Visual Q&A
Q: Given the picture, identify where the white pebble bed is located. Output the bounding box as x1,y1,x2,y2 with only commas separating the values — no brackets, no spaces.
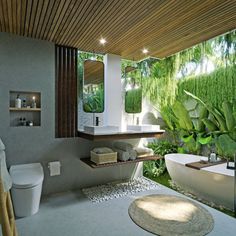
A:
82,177,160,203
169,180,231,211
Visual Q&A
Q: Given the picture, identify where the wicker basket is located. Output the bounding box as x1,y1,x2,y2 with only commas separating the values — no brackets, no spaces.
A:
90,151,117,165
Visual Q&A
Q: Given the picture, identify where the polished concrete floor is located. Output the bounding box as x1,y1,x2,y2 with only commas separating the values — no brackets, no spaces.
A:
3,183,236,236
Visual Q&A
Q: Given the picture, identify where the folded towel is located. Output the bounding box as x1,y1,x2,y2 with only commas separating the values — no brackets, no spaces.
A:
113,141,133,152
92,147,114,154
134,147,154,158
113,148,130,161
129,149,137,160
134,147,153,155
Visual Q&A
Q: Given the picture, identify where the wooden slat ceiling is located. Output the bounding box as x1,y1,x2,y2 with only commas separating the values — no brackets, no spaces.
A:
0,0,236,60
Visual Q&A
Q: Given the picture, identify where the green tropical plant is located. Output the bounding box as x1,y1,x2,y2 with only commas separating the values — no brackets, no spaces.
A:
143,140,178,178
143,161,162,178
215,134,236,158
147,140,178,157
185,90,236,160
161,98,211,154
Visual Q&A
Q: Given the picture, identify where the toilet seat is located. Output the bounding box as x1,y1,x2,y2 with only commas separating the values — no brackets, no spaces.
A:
10,163,44,189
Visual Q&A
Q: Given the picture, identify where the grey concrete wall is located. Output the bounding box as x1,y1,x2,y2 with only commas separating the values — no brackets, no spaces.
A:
0,33,139,195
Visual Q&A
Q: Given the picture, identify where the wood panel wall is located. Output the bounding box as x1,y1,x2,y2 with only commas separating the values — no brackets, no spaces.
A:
55,45,78,138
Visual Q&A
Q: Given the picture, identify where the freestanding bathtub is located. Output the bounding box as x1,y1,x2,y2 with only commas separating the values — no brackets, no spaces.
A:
165,153,235,210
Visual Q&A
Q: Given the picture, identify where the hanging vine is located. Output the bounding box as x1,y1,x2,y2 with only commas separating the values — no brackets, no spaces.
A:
141,29,236,111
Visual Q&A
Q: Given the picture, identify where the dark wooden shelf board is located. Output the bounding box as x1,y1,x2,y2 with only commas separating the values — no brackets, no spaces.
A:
80,155,162,168
9,107,41,112
78,131,164,141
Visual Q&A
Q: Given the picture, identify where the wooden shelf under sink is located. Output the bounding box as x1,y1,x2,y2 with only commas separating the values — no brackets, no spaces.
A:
80,155,162,169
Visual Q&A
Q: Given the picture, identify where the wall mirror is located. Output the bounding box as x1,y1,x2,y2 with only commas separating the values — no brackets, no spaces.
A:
83,60,104,113
124,66,142,113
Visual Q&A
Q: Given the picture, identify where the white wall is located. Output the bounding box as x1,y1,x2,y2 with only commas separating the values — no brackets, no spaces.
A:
104,54,122,128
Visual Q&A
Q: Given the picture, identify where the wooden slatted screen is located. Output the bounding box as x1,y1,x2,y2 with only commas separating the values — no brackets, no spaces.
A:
55,45,78,138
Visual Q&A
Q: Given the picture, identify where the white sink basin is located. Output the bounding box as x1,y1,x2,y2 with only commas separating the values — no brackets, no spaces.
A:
83,125,119,134
127,125,160,132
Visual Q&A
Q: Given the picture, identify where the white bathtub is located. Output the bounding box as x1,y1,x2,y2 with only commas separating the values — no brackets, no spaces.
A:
165,153,235,210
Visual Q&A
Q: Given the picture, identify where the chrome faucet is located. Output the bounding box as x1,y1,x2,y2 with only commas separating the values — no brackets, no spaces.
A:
92,113,100,126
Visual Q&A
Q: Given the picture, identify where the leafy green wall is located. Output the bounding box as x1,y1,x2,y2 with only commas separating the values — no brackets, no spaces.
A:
177,65,236,108
142,29,236,111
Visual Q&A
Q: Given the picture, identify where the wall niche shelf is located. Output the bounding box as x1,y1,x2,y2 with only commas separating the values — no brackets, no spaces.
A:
9,91,41,127
80,155,162,169
9,107,41,112
78,130,165,141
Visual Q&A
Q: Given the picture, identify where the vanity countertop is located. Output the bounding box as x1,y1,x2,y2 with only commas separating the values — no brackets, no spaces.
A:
77,130,165,141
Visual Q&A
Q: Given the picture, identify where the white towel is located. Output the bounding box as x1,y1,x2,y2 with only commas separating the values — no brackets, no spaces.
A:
134,147,153,155
113,141,133,152
113,148,130,161
129,149,137,160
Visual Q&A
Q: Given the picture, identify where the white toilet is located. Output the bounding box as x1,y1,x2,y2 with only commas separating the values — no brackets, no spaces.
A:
10,163,44,217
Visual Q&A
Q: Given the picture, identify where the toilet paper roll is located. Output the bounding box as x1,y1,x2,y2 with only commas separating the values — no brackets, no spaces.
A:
48,161,61,176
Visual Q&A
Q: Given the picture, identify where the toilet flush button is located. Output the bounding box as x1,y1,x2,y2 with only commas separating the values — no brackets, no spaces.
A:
48,161,61,176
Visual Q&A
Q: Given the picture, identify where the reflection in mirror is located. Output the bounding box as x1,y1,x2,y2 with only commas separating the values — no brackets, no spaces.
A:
125,66,142,113
83,60,104,113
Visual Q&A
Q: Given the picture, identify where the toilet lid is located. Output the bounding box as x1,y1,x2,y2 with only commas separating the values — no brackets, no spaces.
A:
10,163,44,189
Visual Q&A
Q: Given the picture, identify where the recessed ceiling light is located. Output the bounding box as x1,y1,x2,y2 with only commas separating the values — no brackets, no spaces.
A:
99,38,107,45
142,48,149,54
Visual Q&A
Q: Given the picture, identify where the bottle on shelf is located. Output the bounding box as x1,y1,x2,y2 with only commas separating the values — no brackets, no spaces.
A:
19,117,27,126
209,152,217,162
19,117,22,126
22,98,27,108
15,94,21,108
32,96,37,108
22,118,26,126
26,120,33,126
